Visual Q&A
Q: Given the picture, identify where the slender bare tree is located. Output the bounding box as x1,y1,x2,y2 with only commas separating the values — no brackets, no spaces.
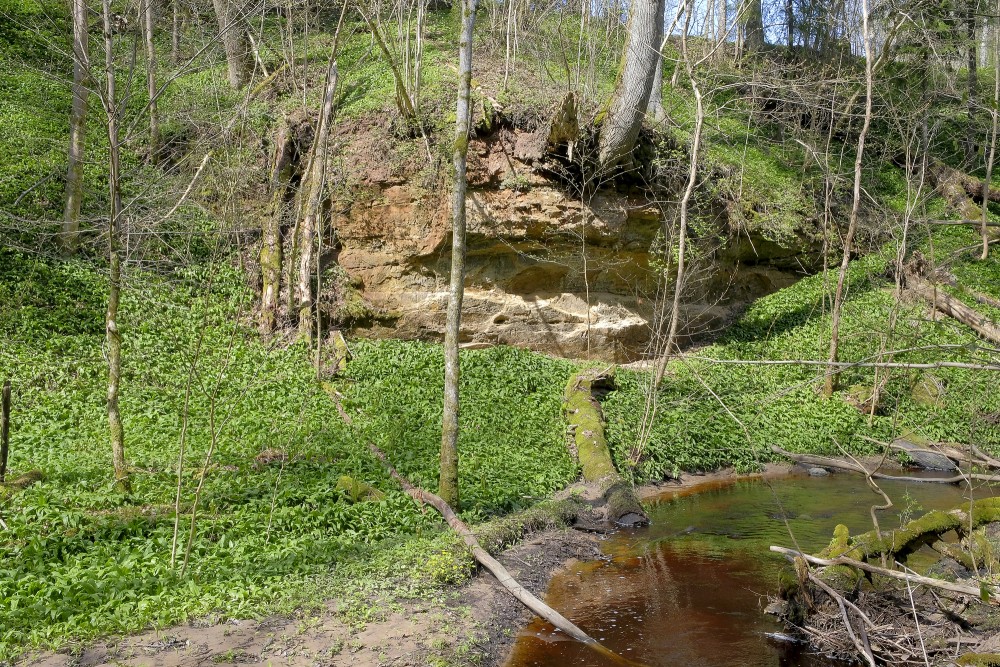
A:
440,0,480,508
62,0,90,256
824,0,874,397
295,56,339,342
142,0,160,161
983,0,999,261
101,0,130,492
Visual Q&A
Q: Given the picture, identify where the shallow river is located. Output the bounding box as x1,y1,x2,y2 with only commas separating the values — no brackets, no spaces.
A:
504,470,989,667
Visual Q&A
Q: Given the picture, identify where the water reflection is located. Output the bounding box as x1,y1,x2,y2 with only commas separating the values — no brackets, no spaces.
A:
505,471,993,667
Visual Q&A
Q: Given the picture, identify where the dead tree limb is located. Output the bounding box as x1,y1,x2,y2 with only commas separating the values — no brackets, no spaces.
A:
806,570,877,667
770,446,1000,484
909,279,1000,345
367,444,642,665
771,546,1000,602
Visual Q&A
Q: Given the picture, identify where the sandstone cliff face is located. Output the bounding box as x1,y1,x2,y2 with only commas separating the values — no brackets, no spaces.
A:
333,128,808,362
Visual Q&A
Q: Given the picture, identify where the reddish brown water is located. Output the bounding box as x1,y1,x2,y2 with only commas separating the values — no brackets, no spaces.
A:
504,471,988,667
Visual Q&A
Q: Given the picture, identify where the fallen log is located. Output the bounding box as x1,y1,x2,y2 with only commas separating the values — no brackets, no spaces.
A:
930,162,982,220
909,278,1000,345
564,368,648,527
771,546,1000,602
890,439,958,471
968,288,1000,311
930,161,1000,210
367,444,643,666
770,445,1000,484
861,435,1000,473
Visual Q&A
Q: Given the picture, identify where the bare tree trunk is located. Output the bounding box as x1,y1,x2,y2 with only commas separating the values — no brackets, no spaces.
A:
171,0,180,64
295,57,339,342
647,43,666,122
503,0,516,90
824,0,874,397
967,0,980,166
212,0,252,88
102,0,130,493
439,0,479,509
142,0,160,162
598,0,665,167
983,0,999,261
260,121,297,335
716,0,728,59
786,0,794,50
62,0,89,256
742,0,764,53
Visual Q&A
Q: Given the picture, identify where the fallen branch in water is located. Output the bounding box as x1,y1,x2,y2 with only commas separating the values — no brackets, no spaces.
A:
770,446,1000,484
771,546,1000,603
367,443,644,666
682,357,1000,372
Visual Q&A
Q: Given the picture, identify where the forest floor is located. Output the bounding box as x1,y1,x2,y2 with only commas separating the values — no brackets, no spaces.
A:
16,526,601,667
16,466,809,667
3,225,999,663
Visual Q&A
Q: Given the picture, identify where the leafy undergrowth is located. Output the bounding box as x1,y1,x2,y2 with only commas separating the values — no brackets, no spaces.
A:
0,251,573,658
341,340,577,519
604,226,1000,481
3,223,998,656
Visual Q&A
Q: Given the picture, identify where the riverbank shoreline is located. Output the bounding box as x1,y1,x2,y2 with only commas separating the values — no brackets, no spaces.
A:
12,461,908,667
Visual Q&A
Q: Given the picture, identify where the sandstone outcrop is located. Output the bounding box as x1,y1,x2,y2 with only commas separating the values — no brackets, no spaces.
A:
331,125,811,361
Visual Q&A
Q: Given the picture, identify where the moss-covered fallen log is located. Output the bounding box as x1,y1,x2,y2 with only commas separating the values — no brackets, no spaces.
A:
563,367,647,527
817,496,1000,563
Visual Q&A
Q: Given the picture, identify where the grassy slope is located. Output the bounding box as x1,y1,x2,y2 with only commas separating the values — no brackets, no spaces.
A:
0,250,578,657
2,0,1000,659
605,226,1000,481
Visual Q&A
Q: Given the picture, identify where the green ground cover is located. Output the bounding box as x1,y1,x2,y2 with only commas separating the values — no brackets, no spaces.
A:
0,250,579,658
